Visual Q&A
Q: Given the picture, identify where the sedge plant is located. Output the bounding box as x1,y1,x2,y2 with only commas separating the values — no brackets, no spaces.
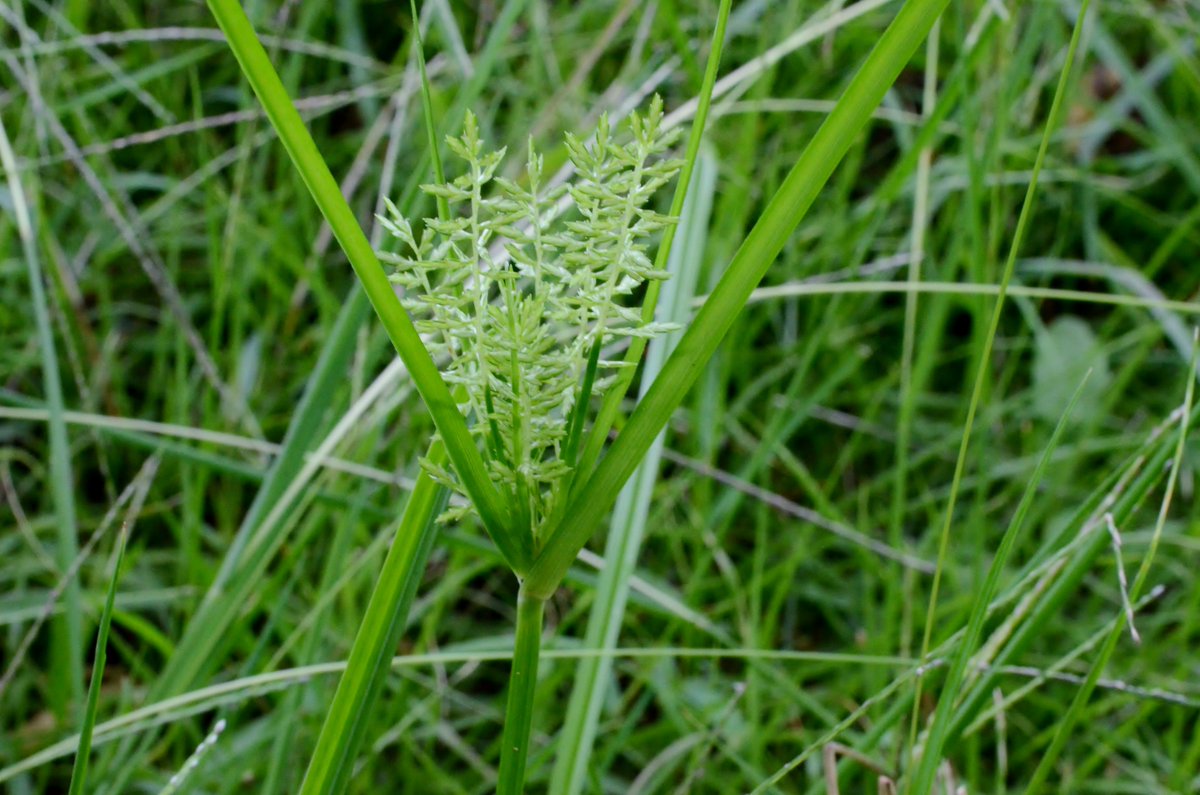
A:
380,103,685,792
204,0,952,789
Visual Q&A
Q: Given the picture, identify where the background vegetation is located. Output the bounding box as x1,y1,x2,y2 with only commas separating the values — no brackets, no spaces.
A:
2,0,1199,791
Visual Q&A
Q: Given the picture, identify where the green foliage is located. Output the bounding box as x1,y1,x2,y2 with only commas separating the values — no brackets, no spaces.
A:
65,527,128,795
381,104,681,532
3,1,1200,793
1033,316,1113,424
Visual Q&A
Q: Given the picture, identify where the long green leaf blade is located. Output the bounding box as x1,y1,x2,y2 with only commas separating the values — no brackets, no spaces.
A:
527,0,954,598
550,148,717,794
1024,339,1196,792
908,374,1089,792
66,525,129,795
0,93,83,716
298,450,449,795
152,0,535,714
204,0,517,565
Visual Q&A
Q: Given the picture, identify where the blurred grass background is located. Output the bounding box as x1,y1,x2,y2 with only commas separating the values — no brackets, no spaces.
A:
2,0,1200,792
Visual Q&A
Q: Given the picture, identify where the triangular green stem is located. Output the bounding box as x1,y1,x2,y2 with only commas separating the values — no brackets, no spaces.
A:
497,587,546,795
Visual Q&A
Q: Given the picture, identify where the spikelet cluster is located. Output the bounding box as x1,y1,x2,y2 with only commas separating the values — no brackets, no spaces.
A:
380,98,681,530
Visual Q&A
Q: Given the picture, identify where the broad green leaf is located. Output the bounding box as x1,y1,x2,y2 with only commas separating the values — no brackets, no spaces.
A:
1033,316,1112,424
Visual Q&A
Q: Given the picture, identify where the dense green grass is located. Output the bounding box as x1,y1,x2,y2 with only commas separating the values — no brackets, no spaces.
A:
3,1,1200,792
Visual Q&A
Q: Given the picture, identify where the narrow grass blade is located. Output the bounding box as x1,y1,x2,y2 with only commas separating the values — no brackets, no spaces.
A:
527,0,954,599
497,588,546,795
908,374,1089,792
205,0,516,565
907,2,1092,781
0,97,83,715
1024,339,1196,792
943,398,1200,745
298,450,449,795
575,0,732,479
739,280,1200,317
550,148,717,795
151,352,404,704
409,0,448,220
300,10,455,790
65,524,130,795
155,0,534,709
210,287,370,593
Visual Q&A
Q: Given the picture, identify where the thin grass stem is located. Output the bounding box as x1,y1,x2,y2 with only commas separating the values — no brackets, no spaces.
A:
905,3,1093,785
66,525,129,795
575,0,733,479
0,94,83,717
1023,335,1196,791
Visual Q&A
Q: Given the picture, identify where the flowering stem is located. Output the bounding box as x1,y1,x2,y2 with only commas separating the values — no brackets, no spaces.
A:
497,587,545,795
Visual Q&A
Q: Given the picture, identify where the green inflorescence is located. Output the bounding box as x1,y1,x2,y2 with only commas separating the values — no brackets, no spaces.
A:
380,98,681,534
